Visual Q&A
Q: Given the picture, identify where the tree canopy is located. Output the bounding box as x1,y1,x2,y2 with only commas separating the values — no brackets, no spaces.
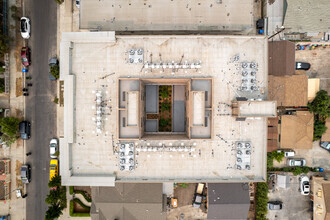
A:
308,90,330,121
0,117,20,145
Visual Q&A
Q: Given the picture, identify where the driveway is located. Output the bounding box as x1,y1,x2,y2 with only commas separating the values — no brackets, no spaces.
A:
267,174,313,220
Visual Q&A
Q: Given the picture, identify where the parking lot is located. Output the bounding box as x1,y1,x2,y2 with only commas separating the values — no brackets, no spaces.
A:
273,141,330,170
267,174,313,220
295,45,330,94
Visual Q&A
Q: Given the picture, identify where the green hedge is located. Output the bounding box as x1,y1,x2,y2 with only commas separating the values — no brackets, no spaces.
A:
255,182,268,220
69,186,74,195
74,190,92,202
73,198,90,211
268,166,316,176
69,200,91,217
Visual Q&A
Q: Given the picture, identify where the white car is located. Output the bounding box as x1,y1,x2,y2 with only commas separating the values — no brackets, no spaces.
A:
287,158,306,167
20,17,31,39
50,138,58,158
299,176,310,195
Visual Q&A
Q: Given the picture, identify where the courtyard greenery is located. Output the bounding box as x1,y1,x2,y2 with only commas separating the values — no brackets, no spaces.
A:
307,90,330,140
69,200,91,217
0,117,20,145
255,182,268,220
45,176,66,220
158,85,172,132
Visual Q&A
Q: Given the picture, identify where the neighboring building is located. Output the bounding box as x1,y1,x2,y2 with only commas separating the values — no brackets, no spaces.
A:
207,183,250,220
59,32,275,186
280,111,313,149
268,41,295,76
268,75,308,107
308,78,320,101
267,118,279,152
0,160,10,200
90,183,166,220
283,0,330,41
79,0,255,33
311,176,330,219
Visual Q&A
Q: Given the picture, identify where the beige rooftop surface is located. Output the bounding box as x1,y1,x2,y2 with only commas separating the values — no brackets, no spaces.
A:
60,32,269,185
80,0,254,32
280,111,314,150
268,75,308,107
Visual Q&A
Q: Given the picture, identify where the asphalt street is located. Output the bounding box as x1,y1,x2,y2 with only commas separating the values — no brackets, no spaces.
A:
23,0,58,219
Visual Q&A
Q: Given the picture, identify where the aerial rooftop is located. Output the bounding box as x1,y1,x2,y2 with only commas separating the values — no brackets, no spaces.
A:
59,32,272,186
79,0,255,33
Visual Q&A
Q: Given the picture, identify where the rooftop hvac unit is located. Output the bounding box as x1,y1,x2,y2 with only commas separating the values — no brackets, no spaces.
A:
129,158,134,164
120,166,125,171
251,71,256,76
128,151,134,156
242,62,248,68
245,143,251,148
137,49,143,55
246,150,251,155
129,166,134,171
250,62,256,68
237,150,242,155
237,158,242,162
245,165,250,170
237,165,242,170
120,159,125,164
129,49,135,55
242,71,248,76
120,152,125,157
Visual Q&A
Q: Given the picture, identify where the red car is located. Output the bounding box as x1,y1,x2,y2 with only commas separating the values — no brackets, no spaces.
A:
21,47,30,67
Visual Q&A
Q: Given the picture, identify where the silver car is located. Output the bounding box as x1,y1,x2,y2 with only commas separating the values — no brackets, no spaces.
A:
287,158,306,167
50,138,58,158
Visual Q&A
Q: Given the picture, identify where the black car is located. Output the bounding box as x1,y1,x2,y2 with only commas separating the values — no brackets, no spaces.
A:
295,62,311,70
19,121,31,140
268,201,283,210
21,164,31,184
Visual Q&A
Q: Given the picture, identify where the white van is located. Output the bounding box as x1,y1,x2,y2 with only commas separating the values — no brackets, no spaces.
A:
277,149,295,157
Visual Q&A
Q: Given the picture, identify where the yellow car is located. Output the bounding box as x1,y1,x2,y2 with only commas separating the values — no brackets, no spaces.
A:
49,159,58,181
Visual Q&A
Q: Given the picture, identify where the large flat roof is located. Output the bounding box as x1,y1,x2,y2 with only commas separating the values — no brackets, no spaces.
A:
60,32,269,186
80,0,255,32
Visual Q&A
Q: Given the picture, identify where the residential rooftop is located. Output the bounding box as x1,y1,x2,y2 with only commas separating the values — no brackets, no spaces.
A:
59,32,272,186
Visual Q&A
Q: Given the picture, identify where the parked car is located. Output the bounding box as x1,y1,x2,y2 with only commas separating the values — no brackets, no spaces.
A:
49,159,58,181
19,121,31,140
299,175,310,195
277,149,295,157
21,164,31,184
193,194,202,208
48,57,58,80
287,158,306,167
320,141,330,152
21,47,30,67
267,201,283,210
295,62,311,70
20,17,30,39
49,138,58,158
193,183,204,208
